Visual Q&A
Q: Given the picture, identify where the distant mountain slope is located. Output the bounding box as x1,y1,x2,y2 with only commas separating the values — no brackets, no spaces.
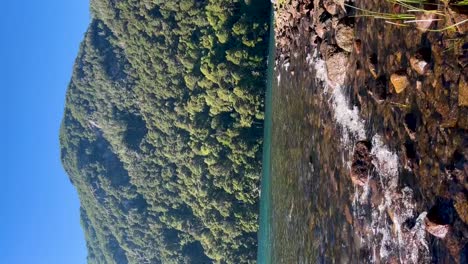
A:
60,0,270,263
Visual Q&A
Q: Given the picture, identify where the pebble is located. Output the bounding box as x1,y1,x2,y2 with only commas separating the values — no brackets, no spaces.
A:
391,72,410,93
410,56,429,75
416,13,436,32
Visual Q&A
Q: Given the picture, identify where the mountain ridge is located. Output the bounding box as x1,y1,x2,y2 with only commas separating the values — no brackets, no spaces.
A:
60,0,271,263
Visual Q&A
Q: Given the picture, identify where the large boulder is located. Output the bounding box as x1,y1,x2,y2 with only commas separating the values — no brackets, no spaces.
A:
325,46,349,86
335,23,355,52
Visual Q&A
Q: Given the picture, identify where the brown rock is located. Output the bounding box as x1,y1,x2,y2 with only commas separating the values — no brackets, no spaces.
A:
459,76,468,107
370,75,388,101
410,56,429,75
445,233,466,264
425,218,450,238
369,65,378,79
319,41,328,58
350,141,373,186
344,205,353,225
435,99,450,118
416,13,436,32
354,39,361,54
323,0,337,15
325,46,349,86
454,193,468,225
416,80,422,92
387,208,395,224
395,51,402,64
335,23,354,52
368,54,378,79
391,72,410,93
458,54,468,68
315,23,326,39
448,7,468,33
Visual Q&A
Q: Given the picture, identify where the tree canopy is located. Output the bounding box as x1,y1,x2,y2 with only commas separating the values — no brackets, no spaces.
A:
60,0,270,263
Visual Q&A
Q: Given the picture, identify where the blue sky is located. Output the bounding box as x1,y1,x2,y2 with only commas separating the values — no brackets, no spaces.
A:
0,1,90,263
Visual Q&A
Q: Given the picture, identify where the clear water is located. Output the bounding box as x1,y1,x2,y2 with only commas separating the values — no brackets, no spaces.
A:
257,12,436,264
256,6,275,264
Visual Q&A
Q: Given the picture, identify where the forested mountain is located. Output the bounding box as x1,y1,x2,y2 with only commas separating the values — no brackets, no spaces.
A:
60,0,270,263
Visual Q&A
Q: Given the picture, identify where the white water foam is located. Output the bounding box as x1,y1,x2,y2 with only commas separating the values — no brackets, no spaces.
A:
308,52,430,263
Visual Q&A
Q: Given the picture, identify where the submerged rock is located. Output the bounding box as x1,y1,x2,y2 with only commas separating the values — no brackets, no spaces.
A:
316,23,327,39
425,218,450,238
354,39,362,54
335,23,354,52
459,76,468,107
454,193,468,225
410,56,429,75
410,48,431,75
350,141,373,186
391,72,410,93
325,46,349,86
415,13,436,32
368,53,378,79
370,75,388,101
424,199,456,239
323,0,337,15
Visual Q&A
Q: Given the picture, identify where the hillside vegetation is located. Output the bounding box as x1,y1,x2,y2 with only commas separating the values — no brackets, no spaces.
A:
60,0,270,263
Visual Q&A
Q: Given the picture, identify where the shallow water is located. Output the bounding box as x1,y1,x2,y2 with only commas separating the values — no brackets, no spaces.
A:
259,1,467,263
270,49,362,263
257,6,275,264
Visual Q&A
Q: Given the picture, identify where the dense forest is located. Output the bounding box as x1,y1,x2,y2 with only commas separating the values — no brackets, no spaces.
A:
60,0,271,263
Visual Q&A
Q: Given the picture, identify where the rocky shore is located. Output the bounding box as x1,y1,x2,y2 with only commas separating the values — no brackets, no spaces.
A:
272,0,467,262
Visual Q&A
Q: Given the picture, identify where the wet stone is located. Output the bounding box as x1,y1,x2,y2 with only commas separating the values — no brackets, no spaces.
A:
404,141,418,160
391,71,410,93
454,193,468,225
415,13,436,32
323,0,337,15
350,141,373,186
354,39,362,54
325,46,349,86
424,199,458,240
370,75,388,101
335,22,354,52
368,53,378,79
410,56,429,75
404,112,418,132
459,76,468,107
425,218,450,238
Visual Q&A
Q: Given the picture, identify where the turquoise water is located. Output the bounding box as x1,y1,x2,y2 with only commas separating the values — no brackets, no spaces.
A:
256,5,274,264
